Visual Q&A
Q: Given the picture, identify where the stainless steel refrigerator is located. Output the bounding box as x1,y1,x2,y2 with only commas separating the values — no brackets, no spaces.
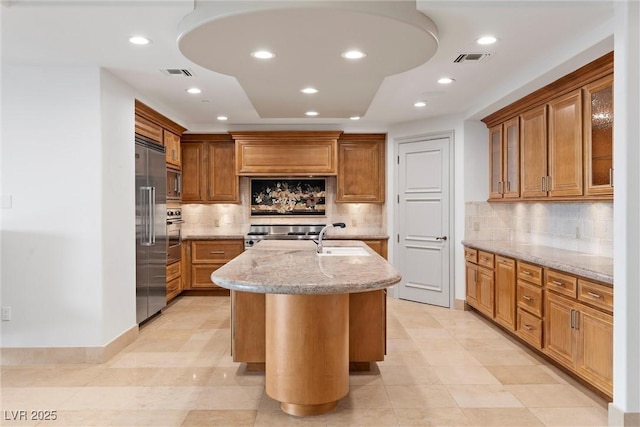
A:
135,136,167,324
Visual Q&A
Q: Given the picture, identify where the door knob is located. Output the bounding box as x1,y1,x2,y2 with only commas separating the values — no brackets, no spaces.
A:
436,236,448,241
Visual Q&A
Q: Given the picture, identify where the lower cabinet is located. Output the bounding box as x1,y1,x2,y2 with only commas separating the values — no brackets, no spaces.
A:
166,261,182,302
183,239,244,291
464,245,613,398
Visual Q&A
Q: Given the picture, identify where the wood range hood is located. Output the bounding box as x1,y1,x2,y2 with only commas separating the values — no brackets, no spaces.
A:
229,131,343,176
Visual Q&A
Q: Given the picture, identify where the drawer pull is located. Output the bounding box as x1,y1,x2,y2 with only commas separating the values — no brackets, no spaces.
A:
522,270,531,275
210,251,225,254
482,257,488,261
523,324,534,331
551,280,564,286
522,295,533,301
587,291,602,299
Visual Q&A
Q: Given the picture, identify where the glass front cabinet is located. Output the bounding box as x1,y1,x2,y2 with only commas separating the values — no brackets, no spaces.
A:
584,74,613,196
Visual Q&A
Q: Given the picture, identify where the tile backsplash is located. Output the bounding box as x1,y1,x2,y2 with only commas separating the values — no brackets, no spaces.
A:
465,201,613,256
182,177,386,236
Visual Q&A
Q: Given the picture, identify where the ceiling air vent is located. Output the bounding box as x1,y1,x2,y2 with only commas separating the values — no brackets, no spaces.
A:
453,53,490,63
161,68,196,77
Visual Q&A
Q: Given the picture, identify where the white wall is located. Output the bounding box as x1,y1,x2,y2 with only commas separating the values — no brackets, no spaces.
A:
0,66,137,348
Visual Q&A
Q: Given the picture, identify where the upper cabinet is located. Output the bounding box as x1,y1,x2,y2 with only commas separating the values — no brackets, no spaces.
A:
336,134,386,203
231,131,342,176
583,75,614,196
134,100,186,168
483,52,613,202
181,134,239,204
489,118,519,199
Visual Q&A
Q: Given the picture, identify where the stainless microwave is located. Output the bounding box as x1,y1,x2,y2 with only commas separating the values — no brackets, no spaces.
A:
167,168,181,201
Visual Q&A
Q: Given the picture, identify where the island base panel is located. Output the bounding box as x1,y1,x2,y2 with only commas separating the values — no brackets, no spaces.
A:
265,293,349,416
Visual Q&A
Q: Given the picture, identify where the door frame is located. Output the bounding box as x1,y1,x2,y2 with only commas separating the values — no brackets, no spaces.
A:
391,131,456,308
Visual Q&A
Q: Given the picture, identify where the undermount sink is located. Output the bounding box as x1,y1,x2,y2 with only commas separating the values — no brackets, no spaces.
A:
317,246,370,256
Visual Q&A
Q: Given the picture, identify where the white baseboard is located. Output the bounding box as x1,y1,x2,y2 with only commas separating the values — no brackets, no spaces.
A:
609,403,640,426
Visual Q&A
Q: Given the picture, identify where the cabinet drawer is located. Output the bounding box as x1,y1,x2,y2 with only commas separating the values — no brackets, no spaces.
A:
517,261,542,286
517,280,543,317
516,308,543,349
578,279,613,312
464,248,478,263
191,240,244,263
545,269,577,298
166,262,181,282
192,264,224,288
478,251,494,268
167,276,181,293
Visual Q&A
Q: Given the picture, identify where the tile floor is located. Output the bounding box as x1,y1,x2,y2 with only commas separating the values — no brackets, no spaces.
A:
1,296,609,426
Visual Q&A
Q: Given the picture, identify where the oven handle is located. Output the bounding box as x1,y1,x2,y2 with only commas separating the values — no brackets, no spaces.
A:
167,219,185,225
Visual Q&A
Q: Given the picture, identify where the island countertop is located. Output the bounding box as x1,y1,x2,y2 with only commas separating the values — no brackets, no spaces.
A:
211,240,402,295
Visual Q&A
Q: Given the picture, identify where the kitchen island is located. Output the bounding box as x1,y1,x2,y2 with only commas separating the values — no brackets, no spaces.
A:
211,240,401,416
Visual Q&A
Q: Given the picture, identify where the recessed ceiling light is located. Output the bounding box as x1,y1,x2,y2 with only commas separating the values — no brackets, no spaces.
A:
186,87,202,94
129,36,150,45
305,111,319,116
301,87,319,94
437,77,455,84
350,116,361,121
476,35,497,45
414,101,427,108
251,50,275,59
341,50,366,60
217,116,228,121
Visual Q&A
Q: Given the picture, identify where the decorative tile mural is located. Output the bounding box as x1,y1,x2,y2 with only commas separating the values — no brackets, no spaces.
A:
250,178,326,216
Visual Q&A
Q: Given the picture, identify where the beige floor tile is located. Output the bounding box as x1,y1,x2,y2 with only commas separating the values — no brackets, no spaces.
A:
378,365,441,386
394,314,443,329
462,408,544,426
421,350,482,367
434,365,501,385
506,384,601,408
349,372,384,386
446,384,524,408
0,365,104,387
86,367,160,387
321,408,399,426
385,384,458,409
206,366,265,386
109,409,189,426
529,406,609,426
405,327,456,341
394,407,471,426
456,336,522,351
1,387,80,409
487,365,563,385
180,409,257,426
386,338,420,353
337,384,392,409
469,349,541,366
57,387,140,410
375,351,429,367
193,385,264,410
28,410,121,426
148,367,216,386
253,409,328,426
413,336,467,352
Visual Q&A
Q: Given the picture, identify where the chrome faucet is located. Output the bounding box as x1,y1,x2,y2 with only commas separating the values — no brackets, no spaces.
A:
316,222,346,253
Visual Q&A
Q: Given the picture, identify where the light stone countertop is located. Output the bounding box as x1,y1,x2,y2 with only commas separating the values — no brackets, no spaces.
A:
462,240,613,286
211,240,402,295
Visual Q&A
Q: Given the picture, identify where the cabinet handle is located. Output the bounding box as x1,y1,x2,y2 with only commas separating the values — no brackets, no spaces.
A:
610,168,614,188
574,311,580,330
541,176,545,191
547,176,552,191
474,270,477,283
587,291,602,299
507,181,511,192
210,250,225,254
498,181,503,194
570,309,575,329
524,324,534,330
551,280,564,287
522,270,531,275
522,295,533,301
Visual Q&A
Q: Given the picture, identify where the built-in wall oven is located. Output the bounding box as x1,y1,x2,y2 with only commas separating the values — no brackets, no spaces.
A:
166,208,183,265
167,168,181,201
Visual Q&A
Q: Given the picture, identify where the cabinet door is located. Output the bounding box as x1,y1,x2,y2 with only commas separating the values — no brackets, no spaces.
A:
349,290,385,361
575,304,613,395
336,136,385,203
164,130,181,168
477,266,494,318
548,90,583,197
135,114,163,143
544,292,575,368
583,74,613,196
465,261,479,309
192,264,224,288
494,256,516,330
231,291,266,363
503,117,520,198
489,125,504,199
206,141,239,202
520,105,548,198
181,142,206,202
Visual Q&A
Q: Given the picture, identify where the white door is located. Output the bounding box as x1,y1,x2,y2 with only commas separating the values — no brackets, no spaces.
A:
397,137,451,307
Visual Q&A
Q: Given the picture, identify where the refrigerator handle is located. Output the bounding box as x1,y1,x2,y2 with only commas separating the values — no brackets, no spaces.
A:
150,186,156,245
141,187,153,246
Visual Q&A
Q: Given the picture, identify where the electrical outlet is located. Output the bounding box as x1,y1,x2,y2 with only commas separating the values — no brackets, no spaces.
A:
352,219,358,227
575,226,581,239
214,219,220,227
526,222,531,233
473,222,480,231
1,306,11,321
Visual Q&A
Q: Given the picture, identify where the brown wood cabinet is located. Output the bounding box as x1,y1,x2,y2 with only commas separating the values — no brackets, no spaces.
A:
489,118,519,199
184,239,244,290
583,74,614,196
232,239,389,368
465,249,494,318
494,256,516,330
166,261,182,302
483,52,613,202
336,134,385,203
180,134,239,203
135,114,163,143
164,130,181,168
515,261,544,348
231,131,342,176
